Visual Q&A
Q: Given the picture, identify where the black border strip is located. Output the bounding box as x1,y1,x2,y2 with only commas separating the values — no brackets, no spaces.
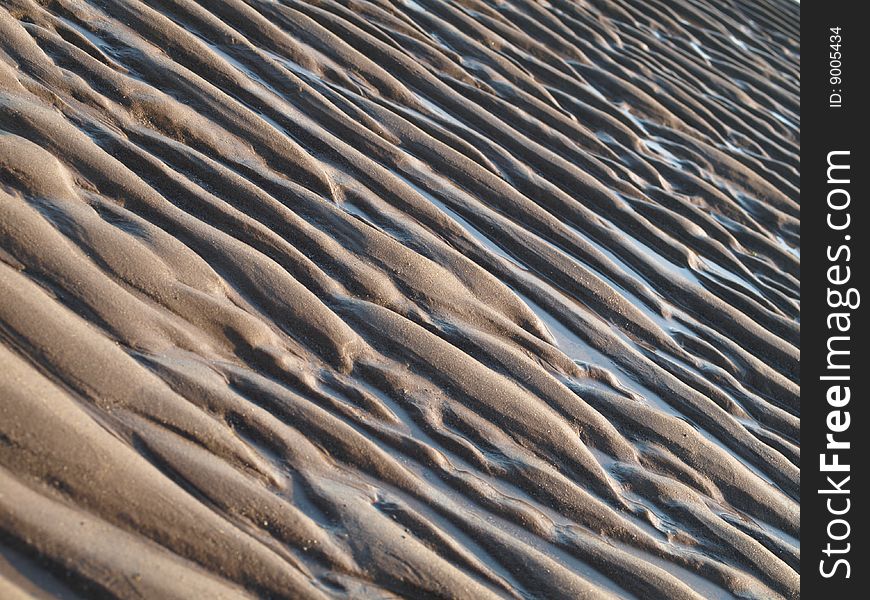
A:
803,3,866,596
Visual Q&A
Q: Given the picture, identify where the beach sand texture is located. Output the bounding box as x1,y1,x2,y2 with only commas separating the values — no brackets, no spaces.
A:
0,0,798,598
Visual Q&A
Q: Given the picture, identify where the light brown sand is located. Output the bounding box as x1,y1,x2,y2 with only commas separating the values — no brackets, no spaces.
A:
0,0,798,598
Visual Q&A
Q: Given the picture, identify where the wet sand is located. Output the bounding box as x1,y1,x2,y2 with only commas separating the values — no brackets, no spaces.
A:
0,0,798,598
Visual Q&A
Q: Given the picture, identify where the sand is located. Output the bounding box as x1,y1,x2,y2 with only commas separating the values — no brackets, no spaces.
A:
0,0,798,598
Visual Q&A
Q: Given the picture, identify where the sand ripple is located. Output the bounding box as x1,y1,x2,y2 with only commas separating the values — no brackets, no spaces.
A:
0,0,798,598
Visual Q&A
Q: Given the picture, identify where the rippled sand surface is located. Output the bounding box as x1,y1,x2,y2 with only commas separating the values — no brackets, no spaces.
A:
0,0,799,598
